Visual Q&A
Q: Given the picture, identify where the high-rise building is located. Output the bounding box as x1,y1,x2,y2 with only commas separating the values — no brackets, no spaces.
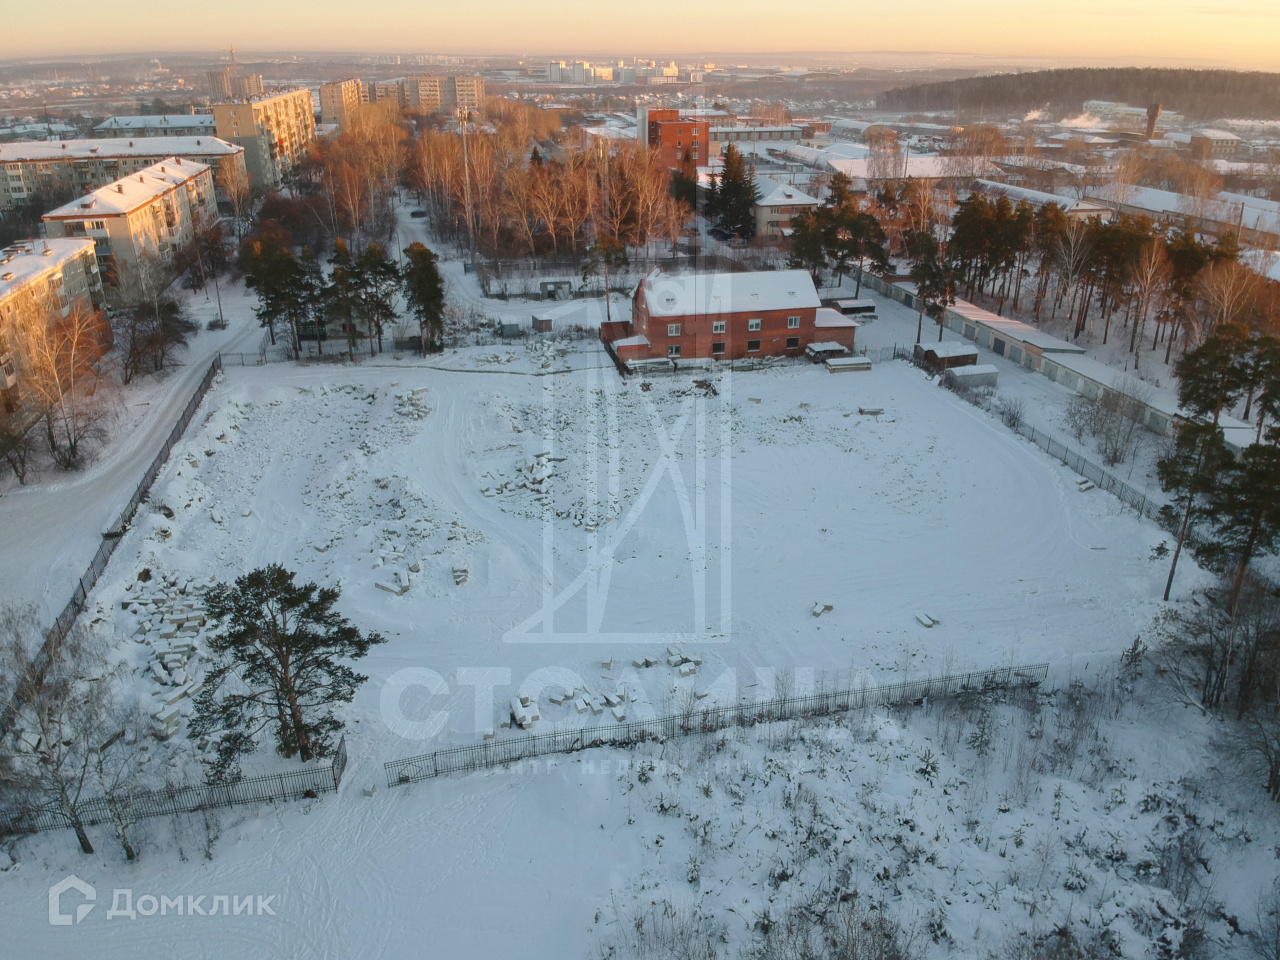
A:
402,76,485,113
207,49,263,101
42,158,217,301
319,79,363,129
212,89,317,190
0,138,247,212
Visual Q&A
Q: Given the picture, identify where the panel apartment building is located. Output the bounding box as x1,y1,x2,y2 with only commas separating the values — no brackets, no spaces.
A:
212,89,316,189
400,76,486,113
0,238,105,417
94,114,218,138
319,79,363,129
42,158,217,300
0,138,246,213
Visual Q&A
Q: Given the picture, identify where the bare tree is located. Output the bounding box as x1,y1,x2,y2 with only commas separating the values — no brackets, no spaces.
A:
0,608,128,855
217,160,253,240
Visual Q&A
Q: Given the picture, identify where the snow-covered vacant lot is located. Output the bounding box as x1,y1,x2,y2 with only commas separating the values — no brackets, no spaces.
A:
5,343,1271,959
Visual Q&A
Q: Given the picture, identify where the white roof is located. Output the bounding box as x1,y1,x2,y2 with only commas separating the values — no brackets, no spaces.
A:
1193,128,1241,141
814,307,858,328
754,177,818,207
43,158,210,219
826,156,1000,180
972,180,1111,217
947,299,1085,354
0,239,97,300
94,115,217,132
610,334,650,349
0,137,240,162
921,342,979,358
640,269,820,317
1087,184,1280,235
806,341,850,353
949,363,999,377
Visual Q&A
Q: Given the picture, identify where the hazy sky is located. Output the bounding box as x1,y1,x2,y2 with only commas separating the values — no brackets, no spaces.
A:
4,0,1280,69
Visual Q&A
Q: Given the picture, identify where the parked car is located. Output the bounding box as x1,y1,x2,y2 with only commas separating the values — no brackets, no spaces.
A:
708,228,731,242
409,210,427,218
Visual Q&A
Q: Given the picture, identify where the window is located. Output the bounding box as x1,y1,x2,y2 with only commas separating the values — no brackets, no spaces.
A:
747,340,760,352
711,341,725,355
667,323,681,337
787,316,800,329
712,321,726,334
748,318,761,332
786,337,800,350
667,344,681,358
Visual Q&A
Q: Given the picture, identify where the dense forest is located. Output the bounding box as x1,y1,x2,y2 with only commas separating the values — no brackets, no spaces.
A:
878,68,1280,121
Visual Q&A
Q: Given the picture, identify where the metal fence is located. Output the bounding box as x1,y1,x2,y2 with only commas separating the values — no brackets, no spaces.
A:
0,737,346,839
385,662,1049,788
0,356,224,739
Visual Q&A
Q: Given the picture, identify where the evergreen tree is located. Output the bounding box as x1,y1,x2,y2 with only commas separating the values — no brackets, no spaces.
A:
402,242,446,353
907,232,958,343
243,235,298,346
325,240,361,357
787,207,830,286
355,243,401,355
581,234,629,324
1201,442,1280,610
190,565,385,778
712,144,759,239
671,149,699,211
297,246,326,355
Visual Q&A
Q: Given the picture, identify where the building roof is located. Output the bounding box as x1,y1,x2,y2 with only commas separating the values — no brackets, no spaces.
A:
1087,184,1280,235
640,269,820,317
825,156,1000,180
945,298,1085,354
94,115,217,133
754,177,819,208
922,342,980,358
972,180,1112,217
814,307,858,328
0,137,241,162
1192,128,1241,141
42,158,210,219
0,239,97,300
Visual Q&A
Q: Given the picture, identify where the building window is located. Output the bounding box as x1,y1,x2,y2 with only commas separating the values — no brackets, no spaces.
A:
786,337,800,349
668,344,681,358
787,316,800,329
667,323,681,337
747,339,760,352
712,320,725,334
712,341,725,355
748,318,761,331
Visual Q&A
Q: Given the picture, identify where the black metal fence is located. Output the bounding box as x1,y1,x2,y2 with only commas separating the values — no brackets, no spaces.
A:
0,356,223,739
385,662,1049,788
0,737,346,839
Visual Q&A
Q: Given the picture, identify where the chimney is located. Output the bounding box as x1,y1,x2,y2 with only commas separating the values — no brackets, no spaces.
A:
1145,104,1162,141
117,185,124,193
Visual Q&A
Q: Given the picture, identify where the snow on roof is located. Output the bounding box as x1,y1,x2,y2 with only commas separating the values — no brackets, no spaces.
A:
948,363,999,377
806,341,850,353
825,156,1000,180
94,115,217,132
814,307,858,328
42,158,210,219
610,334,650,349
1087,184,1280,235
972,180,1111,216
921,342,979,358
0,239,97,300
0,137,240,162
754,177,818,207
946,299,1085,354
1193,128,1241,141
641,269,820,317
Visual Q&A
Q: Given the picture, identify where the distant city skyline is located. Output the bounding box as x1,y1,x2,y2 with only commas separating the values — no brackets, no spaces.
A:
3,0,1279,70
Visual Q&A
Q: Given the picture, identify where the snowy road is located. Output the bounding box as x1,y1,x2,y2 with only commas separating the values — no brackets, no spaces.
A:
0,292,263,619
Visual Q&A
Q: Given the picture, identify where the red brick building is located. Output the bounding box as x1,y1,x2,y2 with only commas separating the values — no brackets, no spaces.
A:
647,109,711,169
602,269,857,365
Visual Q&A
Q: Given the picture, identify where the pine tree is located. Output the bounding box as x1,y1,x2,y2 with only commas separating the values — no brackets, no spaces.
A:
402,242,445,353
671,149,698,210
297,246,326,355
325,240,361,357
582,234,629,324
1201,442,1280,610
787,207,831,285
243,235,298,346
355,243,401,355
190,565,385,778
713,144,759,239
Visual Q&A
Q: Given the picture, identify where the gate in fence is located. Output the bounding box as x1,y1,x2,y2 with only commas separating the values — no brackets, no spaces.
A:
385,663,1049,788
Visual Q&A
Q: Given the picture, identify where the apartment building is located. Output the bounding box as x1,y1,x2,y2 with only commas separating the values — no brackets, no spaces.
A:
319,79,363,128
42,158,217,301
0,238,105,415
212,89,317,189
646,110,710,168
403,75,486,113
208,68,264,100
94,115,218,138
0,138,247,212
